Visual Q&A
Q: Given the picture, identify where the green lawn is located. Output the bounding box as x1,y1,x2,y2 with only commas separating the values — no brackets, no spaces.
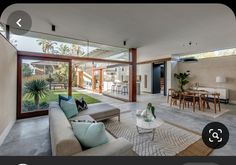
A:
22,89,100,112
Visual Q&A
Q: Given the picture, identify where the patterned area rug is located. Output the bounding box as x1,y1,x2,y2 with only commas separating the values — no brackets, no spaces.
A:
160,103,229,118
104,112,201,156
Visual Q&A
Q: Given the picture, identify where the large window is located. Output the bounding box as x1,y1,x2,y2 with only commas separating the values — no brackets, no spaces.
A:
18,56,71,118
21,59,70,113
8,28,129,61
178,48,236,60
73,60,130,100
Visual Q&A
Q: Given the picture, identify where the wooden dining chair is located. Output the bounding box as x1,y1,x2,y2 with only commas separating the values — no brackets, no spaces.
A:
211,93,221,113
182,92,201,112
200,92,221,113
167,88,175,103
170,90,182,109
200,93,208,111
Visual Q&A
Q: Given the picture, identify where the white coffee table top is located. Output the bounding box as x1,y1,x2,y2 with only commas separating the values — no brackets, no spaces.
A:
136,116,163,130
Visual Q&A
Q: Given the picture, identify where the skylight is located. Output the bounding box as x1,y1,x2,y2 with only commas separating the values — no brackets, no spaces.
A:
179,48,236,60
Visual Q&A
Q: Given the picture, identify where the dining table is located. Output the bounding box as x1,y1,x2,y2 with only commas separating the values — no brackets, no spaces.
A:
185,89,212,111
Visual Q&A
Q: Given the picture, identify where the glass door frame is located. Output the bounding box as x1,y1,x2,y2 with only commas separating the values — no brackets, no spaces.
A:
17,54,72,119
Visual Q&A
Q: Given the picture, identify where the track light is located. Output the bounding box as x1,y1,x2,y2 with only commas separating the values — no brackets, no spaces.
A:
52,25,56,32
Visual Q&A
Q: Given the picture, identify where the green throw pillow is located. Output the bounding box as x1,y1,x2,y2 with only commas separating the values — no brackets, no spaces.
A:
71,122,109,148
60,99,78,119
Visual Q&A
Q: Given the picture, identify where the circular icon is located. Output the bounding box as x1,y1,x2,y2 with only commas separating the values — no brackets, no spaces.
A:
7,10,32,35
202,122,229,149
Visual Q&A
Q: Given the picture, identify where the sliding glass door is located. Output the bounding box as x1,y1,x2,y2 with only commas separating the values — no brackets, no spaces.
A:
17,55,71,119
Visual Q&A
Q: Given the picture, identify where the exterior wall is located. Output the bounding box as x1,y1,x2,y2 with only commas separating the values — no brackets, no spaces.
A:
178,55,236,103
0,35,17,145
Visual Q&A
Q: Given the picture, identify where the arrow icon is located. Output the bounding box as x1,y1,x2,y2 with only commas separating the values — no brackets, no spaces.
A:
16,18,22,27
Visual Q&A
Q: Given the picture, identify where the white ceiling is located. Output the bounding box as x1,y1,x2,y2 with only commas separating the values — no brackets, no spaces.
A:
1,4,236,57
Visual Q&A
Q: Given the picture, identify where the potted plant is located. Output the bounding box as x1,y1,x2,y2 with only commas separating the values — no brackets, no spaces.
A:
141,103,156,122
174,71,190,92
24,79,49,110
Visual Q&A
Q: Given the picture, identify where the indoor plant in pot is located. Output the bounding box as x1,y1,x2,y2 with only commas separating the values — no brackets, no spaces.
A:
141,103,156,122
174,70,190,92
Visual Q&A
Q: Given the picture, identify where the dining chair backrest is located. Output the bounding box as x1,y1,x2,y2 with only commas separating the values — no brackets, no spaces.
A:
168,88,176,96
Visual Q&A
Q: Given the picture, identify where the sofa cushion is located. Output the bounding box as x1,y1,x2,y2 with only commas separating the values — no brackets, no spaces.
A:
75,97,88,111
60,99,78,119
58,95,72,106
70,115,116,142
78,103,120,121
71,122,109,148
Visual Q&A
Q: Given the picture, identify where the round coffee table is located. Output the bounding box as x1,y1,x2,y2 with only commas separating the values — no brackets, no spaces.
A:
136,116,163,140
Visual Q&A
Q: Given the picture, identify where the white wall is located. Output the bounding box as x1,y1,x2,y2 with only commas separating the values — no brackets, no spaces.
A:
137,43,172,93
170,60,179,89
137,63,152,93
178,55,236,103
0,35,17,145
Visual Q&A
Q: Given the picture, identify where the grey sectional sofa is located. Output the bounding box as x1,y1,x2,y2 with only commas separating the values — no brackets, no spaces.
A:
49,102,135,156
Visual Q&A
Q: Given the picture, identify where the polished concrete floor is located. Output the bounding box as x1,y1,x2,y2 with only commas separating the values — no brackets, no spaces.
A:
0,116,51,156
0,91,236,156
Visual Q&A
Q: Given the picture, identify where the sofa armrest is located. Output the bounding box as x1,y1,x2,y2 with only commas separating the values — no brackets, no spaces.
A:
73,137,134,156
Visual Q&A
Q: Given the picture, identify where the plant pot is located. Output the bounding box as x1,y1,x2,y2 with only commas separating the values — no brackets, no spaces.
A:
141,109,155,122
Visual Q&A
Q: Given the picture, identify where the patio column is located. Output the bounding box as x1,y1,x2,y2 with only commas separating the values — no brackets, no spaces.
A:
92,65,96,92
129,48,137,102
78,71,84,88
98,69,103,93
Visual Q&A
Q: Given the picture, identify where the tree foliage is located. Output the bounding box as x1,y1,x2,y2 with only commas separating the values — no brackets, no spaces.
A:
24,79,49,109
174,71,190,92
22,63,33,77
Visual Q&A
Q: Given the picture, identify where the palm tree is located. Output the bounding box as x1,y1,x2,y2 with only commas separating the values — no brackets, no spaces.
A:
70,43,85,56
37,39,57,53
24,79,49,109
57,44,70,55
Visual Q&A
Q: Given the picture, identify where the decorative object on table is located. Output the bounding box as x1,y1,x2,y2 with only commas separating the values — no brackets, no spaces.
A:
136,109,143,116
174,70,190,92
216,76,226,88
141,103,156,122
190,82,199,90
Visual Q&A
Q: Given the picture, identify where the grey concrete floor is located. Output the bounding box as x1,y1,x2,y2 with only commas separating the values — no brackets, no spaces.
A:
0,92,235,156
0,116,51,156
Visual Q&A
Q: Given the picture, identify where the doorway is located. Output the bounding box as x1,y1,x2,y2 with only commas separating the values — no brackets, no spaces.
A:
152,62,166,95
